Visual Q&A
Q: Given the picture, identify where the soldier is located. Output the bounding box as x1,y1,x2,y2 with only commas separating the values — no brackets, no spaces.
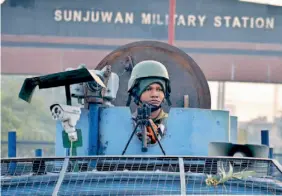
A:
127,60,171,145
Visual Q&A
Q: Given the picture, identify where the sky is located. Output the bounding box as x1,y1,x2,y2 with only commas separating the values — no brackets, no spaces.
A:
208,81,282,122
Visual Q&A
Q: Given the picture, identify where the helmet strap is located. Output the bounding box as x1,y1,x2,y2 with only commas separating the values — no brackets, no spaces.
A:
126,95,132,106
134,96,140,106
148,104,162,112
166,95,172,106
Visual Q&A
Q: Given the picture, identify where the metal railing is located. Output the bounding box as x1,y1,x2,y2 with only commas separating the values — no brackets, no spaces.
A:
1,156,282,195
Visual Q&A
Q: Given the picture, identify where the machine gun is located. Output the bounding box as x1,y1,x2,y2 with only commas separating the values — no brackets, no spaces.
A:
122,103,166,155
18,65,119,107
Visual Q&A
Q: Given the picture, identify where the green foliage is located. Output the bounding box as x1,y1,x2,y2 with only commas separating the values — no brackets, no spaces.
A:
1,75,65,142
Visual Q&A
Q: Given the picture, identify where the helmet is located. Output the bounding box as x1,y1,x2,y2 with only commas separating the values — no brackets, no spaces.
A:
127,60,171,106
128,60,170,92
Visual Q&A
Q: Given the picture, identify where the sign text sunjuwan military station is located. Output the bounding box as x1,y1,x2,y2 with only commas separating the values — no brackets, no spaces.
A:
54,9,275,29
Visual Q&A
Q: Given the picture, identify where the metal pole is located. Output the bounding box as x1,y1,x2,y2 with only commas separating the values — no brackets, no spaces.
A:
8,131,16,157
89,103,100,155
261,130,273,158
217,82,226,110
261,130,269,146
273,85,278,121
269,148,273,159
168,0,176,45
35,149,42,157
8,131,16,175
222,82,225,109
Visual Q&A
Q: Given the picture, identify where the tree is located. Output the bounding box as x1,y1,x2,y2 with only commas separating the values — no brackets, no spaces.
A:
1,75,66,156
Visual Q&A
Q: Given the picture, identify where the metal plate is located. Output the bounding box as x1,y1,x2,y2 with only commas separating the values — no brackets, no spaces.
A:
96,41,211,111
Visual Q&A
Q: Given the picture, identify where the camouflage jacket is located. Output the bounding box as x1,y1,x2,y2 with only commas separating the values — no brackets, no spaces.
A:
132,109,168,144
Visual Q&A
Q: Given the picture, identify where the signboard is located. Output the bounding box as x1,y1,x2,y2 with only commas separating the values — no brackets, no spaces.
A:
1,0,282,83
2,0,282,42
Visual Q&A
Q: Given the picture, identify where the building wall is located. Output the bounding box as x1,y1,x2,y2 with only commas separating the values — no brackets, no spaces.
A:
1,0,282,83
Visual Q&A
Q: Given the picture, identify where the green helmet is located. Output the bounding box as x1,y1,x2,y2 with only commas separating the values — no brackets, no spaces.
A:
127,60,171,106
128,60,170,91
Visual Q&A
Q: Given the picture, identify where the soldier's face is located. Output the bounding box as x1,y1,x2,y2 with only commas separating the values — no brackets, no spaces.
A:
140,83,165,106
